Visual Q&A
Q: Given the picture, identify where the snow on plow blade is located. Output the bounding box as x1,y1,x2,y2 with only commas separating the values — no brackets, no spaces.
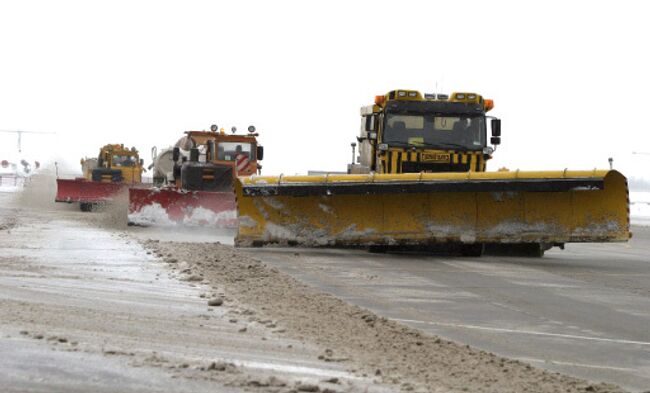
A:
235,170,630,247
128,187,237,227
55,178,126,203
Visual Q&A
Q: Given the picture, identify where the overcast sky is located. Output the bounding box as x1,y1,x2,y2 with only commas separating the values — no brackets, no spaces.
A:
1,0,649,179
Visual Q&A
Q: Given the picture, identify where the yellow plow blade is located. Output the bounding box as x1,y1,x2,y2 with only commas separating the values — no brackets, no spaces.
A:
234,170,630,248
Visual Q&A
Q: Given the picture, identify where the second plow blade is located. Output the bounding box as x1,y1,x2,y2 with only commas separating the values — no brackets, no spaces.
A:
55,178,125,203
128,187,237,227
235,170,630,249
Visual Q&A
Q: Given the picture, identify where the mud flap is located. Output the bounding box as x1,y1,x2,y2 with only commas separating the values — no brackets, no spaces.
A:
234,170,630,248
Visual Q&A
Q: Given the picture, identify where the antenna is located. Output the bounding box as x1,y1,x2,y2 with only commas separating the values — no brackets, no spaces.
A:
0,129,56,153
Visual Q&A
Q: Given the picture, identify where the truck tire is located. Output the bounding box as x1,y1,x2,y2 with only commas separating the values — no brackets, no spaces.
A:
522,243,546,258
460,243,484,257
368,245,388,253
485,243,546,257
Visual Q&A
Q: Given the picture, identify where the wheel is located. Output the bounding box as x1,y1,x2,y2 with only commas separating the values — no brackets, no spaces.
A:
80,202,100,212
522,243,546,257
460,243,484,257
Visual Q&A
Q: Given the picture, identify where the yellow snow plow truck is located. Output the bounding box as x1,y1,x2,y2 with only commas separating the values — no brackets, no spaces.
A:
56,144,144,212
235,90,630,256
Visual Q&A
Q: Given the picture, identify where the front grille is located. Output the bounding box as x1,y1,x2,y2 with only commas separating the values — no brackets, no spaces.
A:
401,161,470,173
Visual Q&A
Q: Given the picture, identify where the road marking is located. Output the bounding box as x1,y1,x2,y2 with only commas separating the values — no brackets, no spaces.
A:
393,318,650,346
514,357,637,372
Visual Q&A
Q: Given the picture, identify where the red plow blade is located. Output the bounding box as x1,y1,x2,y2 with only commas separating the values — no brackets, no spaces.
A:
128,187,237,227
56,178,126,203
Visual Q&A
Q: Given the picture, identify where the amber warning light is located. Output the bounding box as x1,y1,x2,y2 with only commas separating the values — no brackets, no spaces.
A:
484,99,494,112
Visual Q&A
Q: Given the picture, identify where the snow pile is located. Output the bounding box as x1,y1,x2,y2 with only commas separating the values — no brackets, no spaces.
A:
128,203,237,228
128,203,179,226
184,206,236,227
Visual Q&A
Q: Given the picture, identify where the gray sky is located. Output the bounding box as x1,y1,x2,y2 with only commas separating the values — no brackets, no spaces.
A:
1,0,649,178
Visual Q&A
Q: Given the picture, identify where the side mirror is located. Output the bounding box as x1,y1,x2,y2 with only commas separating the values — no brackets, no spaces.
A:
365,115,377,132
257,146,264,161
172,147,180,162
140,159,144,166
189,148,199,162
491,118,501,137
491,136,501,145
207,140,215,161
173,163,181,179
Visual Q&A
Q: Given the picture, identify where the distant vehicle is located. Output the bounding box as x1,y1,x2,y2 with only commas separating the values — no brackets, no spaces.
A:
55,144,145,211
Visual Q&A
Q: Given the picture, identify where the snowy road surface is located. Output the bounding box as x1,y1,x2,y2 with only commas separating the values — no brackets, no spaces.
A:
0,191,388,393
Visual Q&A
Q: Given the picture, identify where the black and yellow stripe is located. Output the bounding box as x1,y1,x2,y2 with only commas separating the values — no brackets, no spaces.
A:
382,149,487,174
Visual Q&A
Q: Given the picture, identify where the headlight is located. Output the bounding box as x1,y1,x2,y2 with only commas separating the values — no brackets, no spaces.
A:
378,143,388,151
483,146,494,155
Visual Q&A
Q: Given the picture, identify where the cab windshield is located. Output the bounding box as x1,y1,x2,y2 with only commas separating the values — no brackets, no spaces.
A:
112,155,138,167
383,113,486,150
217,142,256,161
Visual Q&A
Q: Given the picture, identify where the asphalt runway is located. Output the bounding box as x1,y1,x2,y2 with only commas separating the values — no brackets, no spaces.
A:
247,227,650,392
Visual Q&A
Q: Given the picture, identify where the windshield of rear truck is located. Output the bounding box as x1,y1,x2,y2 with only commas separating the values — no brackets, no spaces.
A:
217,142,256,161
111,154,138,167
383,113,486,150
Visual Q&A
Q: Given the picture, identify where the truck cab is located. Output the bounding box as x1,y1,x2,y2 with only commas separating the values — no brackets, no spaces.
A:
171,125,264,192
85,144,144,184
350,90,501,174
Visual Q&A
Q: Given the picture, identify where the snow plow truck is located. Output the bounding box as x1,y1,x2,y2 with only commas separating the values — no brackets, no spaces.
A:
128,125,263,227
234,89,630,257
56,144,144,211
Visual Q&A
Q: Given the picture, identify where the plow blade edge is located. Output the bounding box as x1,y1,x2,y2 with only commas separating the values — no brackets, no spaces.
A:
234,170,630,247
128,187,236,227
55,178,126,203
